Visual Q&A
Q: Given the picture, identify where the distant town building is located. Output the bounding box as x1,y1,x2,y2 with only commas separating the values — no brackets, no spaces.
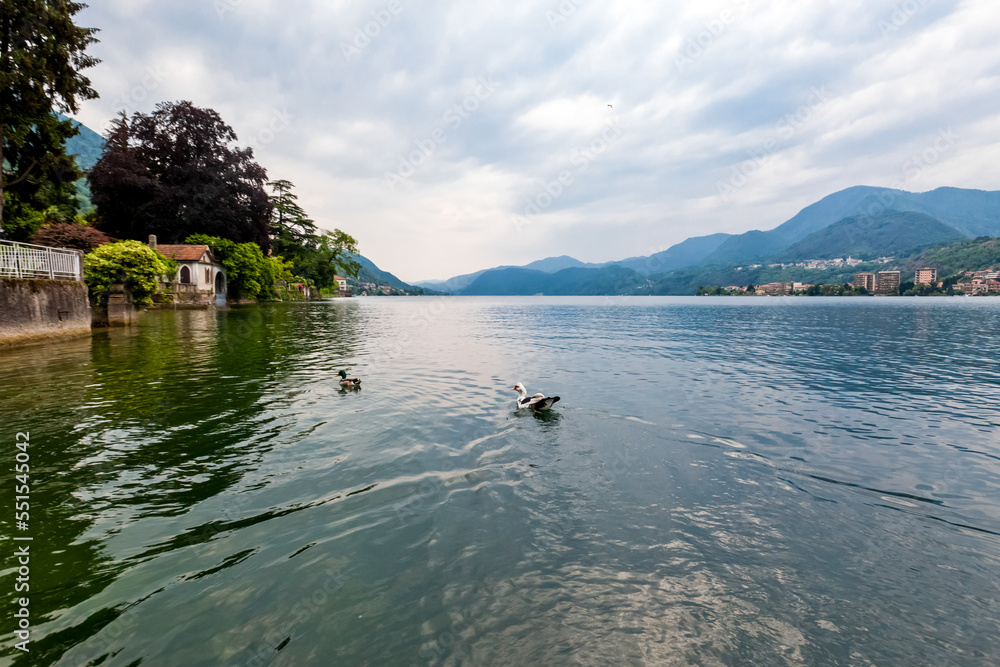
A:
854,272,876,292
333,275,352,297
914,268,938,285
954,281,997,295
876,271,901,295
759,282,793,296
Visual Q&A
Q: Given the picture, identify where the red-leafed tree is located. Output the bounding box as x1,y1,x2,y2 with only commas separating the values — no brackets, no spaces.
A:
29,221,110,251
89,101,272,252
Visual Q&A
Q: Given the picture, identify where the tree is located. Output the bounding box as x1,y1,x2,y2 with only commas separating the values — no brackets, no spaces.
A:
4,155,84,240
89,101,272,251
266,179,360,286
269,179,318,247
1,1,99,233
29,221,110,250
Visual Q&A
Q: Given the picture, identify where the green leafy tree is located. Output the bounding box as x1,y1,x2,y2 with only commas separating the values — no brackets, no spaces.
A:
84,240,172,308
266,179,361,286
1,1,99,234
185,233,293,300
3,155,84,240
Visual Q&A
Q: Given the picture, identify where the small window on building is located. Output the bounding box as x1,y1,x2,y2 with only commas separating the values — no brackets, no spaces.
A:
205,268,211,283
180,266,191,284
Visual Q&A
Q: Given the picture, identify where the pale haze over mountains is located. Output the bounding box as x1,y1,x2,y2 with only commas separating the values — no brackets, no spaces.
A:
71,1,1000,282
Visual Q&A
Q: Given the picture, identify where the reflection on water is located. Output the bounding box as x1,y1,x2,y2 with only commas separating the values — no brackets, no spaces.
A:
1,297,999,666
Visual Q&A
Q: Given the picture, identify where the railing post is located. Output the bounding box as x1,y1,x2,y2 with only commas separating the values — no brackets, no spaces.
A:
48,247,54,279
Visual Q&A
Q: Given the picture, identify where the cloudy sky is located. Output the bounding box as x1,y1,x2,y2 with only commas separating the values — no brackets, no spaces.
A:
73,0,999,282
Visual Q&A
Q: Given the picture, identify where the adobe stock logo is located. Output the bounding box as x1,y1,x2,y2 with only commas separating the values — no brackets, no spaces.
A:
878,0,932,37
244,108,295,153
384,75,500,191
716,86,832,201
512,118,626,232
101,65,167,133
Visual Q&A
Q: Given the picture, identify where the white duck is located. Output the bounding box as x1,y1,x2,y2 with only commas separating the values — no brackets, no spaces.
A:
512,382,561,411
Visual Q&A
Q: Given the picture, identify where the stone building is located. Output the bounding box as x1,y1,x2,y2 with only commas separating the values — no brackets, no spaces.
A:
148,235,227,306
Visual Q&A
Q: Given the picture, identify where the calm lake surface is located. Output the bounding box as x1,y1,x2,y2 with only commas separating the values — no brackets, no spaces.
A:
2,296,1000,666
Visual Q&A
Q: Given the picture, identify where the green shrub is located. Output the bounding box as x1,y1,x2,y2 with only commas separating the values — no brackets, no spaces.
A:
84,240,173,308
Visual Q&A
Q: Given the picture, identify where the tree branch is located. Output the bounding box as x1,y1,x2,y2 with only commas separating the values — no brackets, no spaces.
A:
2,160,39,188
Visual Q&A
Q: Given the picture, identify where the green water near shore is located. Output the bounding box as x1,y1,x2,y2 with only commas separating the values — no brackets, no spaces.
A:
2,297,1000,665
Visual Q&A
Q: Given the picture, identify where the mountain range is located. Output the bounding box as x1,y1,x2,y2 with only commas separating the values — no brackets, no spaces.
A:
415,186,1000,295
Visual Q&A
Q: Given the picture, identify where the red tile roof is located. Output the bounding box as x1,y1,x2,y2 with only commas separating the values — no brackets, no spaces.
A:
156,244,212,262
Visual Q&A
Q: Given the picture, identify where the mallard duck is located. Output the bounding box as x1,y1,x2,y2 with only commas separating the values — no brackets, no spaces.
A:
338,370,362,387
512,382,560,411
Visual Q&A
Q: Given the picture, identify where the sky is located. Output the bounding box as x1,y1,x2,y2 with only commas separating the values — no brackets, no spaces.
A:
72,0,1000,283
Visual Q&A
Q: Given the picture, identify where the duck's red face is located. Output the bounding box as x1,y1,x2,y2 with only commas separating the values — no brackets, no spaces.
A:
512,384,521,391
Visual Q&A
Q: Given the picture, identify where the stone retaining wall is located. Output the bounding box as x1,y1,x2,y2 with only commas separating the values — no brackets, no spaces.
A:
0,278,91,347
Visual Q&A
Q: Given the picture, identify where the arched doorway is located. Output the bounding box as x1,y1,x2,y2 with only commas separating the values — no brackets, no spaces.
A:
214,271,227,306
179,265,191,284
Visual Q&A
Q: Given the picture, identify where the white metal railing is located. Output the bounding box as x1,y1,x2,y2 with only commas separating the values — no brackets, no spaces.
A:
0,240,83,281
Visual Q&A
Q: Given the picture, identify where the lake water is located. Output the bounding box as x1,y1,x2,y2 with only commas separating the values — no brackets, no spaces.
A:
2,296,1000,666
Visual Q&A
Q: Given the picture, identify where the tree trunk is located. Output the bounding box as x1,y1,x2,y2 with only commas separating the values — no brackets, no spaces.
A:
1,122,5,234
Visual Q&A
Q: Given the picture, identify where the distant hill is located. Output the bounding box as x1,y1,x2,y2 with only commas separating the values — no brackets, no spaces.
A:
57,115,104,213
61,114,105,171
701,186,898,266
908,187,1000,238
700,186,1000,266
413,269,490,293
413,254,607,292
774,210,966,262
461,265,643,295
521,255,607,272
897,236,1000,278
346,253,428,293
614,233,732,273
